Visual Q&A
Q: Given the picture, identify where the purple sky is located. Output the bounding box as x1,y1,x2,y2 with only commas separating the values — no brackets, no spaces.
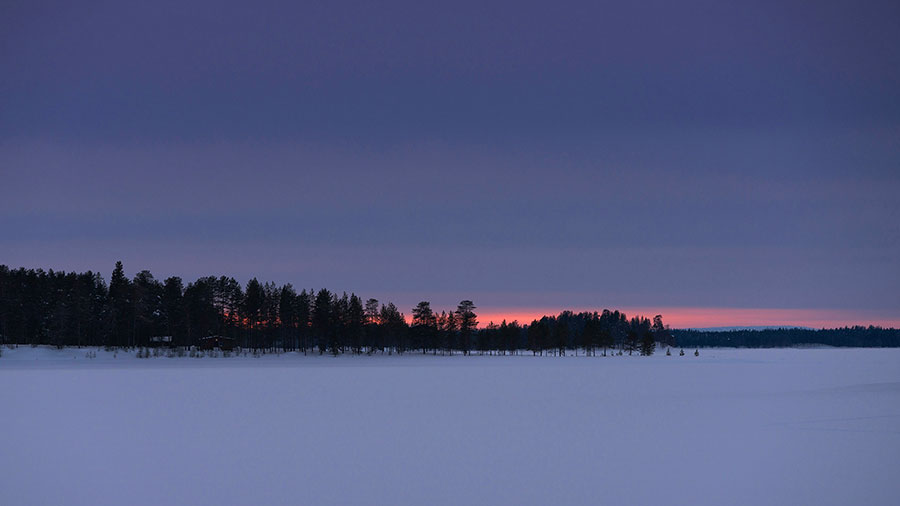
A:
2,1,899,326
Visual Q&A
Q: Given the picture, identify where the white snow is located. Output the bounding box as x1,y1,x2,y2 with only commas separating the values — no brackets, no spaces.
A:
2,347,899,506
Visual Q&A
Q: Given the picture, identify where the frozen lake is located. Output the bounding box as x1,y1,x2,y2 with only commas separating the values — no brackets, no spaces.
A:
2,347,899,505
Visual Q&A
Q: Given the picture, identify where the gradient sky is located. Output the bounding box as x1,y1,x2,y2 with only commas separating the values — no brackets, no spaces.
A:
2,1,899,327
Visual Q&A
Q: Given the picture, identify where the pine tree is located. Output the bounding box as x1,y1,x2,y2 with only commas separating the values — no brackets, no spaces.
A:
108,261,132,348
444,310,458,354
243,278,263,350
640,331,655,356
456,300,477,356
554,318,568,356
347,294,365,354
278,284,297,351
653,314,674,347
625,330,640,356
161,276,185,347
599,328,613,356
132,270,162,348
380,303,407,354
364,298,380,354
296,290,311,354
331,292,348,355
500,320,520,355
312,289,332,354
411,301,436,354
582,316,600,356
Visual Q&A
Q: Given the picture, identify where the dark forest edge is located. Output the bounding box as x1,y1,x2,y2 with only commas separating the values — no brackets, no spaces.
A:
673,327,900,348
1,263,897,357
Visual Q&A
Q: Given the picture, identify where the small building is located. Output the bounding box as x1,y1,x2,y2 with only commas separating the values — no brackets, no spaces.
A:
199,335,236,351
148,336,173,347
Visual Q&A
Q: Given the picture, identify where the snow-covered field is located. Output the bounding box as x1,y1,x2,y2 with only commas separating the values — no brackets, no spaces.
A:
2,347,899,506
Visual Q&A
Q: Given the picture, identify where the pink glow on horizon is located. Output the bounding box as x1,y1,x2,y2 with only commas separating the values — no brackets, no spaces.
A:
475,307,900,329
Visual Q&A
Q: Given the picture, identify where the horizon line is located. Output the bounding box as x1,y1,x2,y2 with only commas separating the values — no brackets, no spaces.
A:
472,306,900,330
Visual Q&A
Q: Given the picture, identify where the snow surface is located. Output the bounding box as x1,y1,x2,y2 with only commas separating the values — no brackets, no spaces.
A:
2,347,899,506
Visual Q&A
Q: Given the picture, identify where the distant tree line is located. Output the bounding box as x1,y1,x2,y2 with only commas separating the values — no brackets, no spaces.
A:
673,327,900,348
9,263,894,353
0,263,675,355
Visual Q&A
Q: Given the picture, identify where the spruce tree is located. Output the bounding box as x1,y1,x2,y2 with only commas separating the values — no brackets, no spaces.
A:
278,285,297,351
161,276,185,347
312,289,332,354
108,261,132,348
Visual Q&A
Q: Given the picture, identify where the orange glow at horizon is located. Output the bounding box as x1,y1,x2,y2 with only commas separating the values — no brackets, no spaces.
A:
474,307,900,329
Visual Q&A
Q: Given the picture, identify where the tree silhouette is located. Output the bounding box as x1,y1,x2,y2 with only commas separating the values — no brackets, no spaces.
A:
108,261,132,348
412,301,437,354
640,331,656,356
4,262,895,355
456,300,477,356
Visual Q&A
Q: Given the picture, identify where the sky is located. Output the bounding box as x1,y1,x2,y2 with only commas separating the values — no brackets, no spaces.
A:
2,0,899,328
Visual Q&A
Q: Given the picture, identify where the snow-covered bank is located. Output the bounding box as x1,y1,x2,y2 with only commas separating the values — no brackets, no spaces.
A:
2,347,899,505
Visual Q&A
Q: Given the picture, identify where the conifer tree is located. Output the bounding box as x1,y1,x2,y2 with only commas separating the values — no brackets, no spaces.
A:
364,298,380,354
340,294,361,354
312,289,332,354
161,276,185,346
625,330,640,355
554,318,568,356
132,270,162,348
380,303,406,354
527,320,541,355
243,278,264,349
456,300,477,356
444,310,458,354
279,284,297,351
411,301,436,354
296,290,311,354
582,316,600,356
599,328,613,356
640,331,655,356
108,261,132,348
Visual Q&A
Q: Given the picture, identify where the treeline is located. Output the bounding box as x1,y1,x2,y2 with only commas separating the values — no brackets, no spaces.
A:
0,263,673,355
673,327,900,348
